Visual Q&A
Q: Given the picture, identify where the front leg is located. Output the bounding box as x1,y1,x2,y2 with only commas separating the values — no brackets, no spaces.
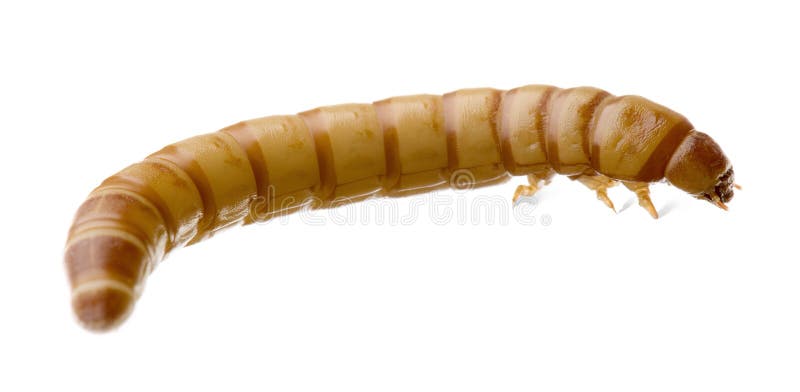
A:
568,172,618,213
623,181,659,219
512,168,555,203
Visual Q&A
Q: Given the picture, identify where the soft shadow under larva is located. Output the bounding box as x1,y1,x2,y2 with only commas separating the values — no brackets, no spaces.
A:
658,200,680,218
619,197,637,213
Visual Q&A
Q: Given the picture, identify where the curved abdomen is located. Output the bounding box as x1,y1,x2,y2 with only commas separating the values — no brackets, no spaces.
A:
65,84,693,330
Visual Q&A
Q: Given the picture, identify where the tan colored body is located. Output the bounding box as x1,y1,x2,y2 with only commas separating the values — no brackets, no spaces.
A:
65,85,734,331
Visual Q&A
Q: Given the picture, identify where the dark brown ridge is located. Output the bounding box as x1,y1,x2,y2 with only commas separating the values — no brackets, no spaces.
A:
498,86,558,175
72,281,134,331
221,121,271,205
486,89,504,168
442,91,460,172
497,89,518,173
443,89,505,172
299,109,337,201
580,90,612,167
65,234,148,289
531,86,557,170
147,144,215,244
99,162,178,251
636,119,694,181
588,95,620,171
69,191,166,256
373,99,402,192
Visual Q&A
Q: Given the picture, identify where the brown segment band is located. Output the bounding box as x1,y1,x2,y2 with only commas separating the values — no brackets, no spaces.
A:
487,89,504,165
442,92,459,171
99,164,177,251
581,90,612,165
221,122,270,201
442,89,505,171
589,96,621,170
373,100,401,192
65,235,149,289
498,86,556,175
534,87,557,169
69,191,166,256
636,119,694,181
298,109,337,200
544,89,564,173
71,280,134,331
498,89,518,173
148,146,216,242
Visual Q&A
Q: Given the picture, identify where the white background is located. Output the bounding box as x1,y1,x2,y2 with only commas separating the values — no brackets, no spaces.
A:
1,1,798,391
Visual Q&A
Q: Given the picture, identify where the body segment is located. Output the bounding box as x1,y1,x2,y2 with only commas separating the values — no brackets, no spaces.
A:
65,84,735,331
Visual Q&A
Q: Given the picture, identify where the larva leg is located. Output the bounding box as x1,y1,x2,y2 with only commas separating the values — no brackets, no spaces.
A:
623,181,659,219
568,173,618,212
512,168,555,202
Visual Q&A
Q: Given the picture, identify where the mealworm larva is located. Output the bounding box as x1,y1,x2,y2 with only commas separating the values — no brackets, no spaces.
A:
65,85,736,331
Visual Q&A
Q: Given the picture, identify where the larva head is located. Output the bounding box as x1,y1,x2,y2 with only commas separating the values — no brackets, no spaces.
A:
665,131,735,209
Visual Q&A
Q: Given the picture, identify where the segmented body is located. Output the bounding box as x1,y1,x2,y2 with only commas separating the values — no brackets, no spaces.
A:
65,84,733,331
